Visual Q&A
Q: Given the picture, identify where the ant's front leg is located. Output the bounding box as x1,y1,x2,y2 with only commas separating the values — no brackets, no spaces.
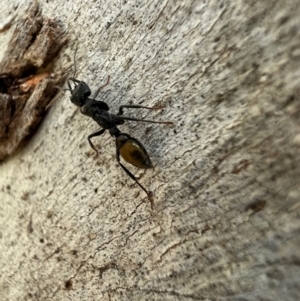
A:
87,129,106,157
117,104,166,116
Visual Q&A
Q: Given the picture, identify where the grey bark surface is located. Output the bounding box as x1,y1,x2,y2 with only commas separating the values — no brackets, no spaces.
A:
1,0,300,300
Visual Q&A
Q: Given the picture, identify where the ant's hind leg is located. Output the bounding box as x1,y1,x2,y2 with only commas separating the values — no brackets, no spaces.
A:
112,114,173,125
117,104,166,116
116,149,150,196
87,129,106,157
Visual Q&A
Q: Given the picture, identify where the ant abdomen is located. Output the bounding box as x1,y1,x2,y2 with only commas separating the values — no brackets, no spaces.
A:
116,134,153,169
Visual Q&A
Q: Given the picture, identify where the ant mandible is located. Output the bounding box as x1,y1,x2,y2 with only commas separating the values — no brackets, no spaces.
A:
66,52,172,200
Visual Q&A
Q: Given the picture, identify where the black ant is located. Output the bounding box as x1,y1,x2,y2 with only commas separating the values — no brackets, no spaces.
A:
66,50,172,201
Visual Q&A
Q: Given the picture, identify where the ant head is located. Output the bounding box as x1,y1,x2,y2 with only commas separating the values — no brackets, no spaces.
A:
68,78,91,107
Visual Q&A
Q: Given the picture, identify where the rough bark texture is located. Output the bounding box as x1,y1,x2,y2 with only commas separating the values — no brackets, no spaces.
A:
1,0,300,300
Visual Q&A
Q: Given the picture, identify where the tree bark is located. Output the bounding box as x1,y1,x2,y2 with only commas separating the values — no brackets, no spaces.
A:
0,0,299,300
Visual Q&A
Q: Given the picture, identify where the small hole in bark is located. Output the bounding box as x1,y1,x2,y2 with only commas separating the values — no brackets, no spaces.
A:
65,279,73,290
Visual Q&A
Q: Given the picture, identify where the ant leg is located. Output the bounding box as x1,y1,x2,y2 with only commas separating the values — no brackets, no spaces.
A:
116,149,150,197
93,75,110,99
117,104,166,116
118,161,149,195
112,114,173,125
87,129,106,157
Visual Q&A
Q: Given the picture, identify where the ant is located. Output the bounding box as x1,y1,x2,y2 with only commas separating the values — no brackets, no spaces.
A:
66,50,172,201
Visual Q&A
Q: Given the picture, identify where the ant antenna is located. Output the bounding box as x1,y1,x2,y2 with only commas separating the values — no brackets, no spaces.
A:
72,45,78,79
70,40,87,80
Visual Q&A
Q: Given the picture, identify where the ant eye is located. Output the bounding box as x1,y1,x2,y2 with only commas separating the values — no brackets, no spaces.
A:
84,90,91,97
